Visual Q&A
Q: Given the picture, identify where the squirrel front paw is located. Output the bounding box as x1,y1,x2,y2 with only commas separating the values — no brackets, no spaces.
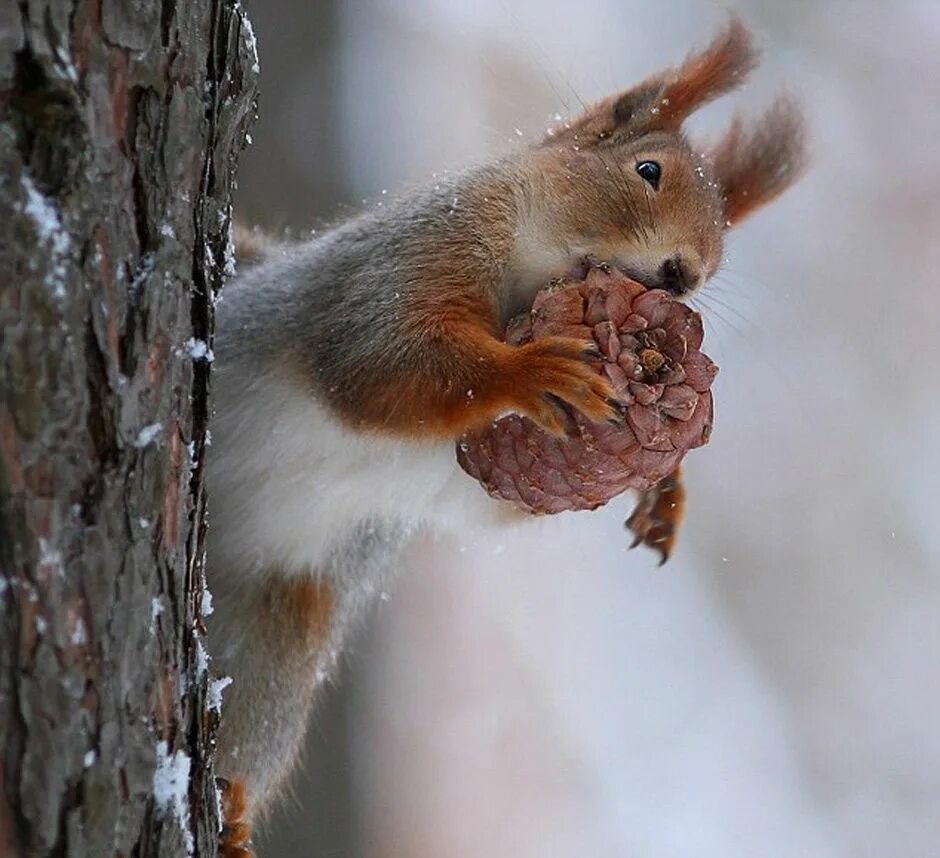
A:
506,336,623,435
217,777,254,857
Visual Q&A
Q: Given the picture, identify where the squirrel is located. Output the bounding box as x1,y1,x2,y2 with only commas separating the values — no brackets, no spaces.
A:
206,18,806,855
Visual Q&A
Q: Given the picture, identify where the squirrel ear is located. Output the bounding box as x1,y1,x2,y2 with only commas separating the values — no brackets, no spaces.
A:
545,17,759,146
649,16,759,129
710,94,808,227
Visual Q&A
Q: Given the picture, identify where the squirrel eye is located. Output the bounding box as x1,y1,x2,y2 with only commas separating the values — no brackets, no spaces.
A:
635,160,661,189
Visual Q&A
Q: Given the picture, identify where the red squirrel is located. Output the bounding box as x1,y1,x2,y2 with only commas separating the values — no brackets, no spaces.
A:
206,19,806,854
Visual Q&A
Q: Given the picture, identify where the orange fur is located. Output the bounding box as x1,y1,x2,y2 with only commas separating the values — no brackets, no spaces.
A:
264,578,335,642
304,174,622,441
710,95,807,226
232,223,271,267
337,298,619,439
544,17,758,144
654,17,758,128
218,777,254,857
626,466,687,564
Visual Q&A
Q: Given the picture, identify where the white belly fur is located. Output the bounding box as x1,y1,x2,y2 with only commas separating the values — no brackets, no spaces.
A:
206,370,511,583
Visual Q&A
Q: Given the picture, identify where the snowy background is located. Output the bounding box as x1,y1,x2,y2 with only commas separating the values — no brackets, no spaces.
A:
236,1,940,855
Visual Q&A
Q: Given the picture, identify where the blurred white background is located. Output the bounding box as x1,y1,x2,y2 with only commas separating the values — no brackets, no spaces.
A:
236,1,940,855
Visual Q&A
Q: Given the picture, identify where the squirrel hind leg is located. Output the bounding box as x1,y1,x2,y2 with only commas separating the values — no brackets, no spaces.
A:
209,576,338,846
218,777,255,857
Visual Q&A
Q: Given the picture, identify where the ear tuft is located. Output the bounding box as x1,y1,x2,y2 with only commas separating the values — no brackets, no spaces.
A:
654,16,760,128
711,94,809,226
542,17,761,147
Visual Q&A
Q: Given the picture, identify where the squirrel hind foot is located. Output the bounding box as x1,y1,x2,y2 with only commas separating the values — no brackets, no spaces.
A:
217,777,255,857
625,466,686,564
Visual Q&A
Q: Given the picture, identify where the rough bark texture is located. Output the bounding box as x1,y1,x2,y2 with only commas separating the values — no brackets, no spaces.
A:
0,1,257,855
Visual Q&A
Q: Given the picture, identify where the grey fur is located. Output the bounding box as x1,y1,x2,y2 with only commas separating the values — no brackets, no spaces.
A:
208,519,406,812
217,162,525,412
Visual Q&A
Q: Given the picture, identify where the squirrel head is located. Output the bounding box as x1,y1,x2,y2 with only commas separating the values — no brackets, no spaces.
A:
521,17,807,299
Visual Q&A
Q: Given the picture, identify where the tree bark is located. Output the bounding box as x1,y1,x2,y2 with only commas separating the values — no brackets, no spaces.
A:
0,1,257,855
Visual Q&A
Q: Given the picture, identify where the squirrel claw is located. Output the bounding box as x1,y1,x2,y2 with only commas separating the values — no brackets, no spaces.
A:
581,342,603,360
510,336,622,431
606,398,627,425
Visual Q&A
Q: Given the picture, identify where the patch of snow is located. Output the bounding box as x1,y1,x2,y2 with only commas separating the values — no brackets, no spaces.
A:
134,423,163,448
152,741,194,855
38,537,63,574
223,221,236,276
208,675,233,713
21,174,70,299
54,45,79,82
200,588,214,617
195,636,209,680
214,778,224,833
240,5,260,74
185,338,214,363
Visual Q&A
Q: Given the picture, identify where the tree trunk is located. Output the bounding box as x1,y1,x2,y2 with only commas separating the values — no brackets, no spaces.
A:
0,1,257,855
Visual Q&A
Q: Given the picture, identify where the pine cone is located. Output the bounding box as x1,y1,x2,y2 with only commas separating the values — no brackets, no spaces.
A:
456,263,717,514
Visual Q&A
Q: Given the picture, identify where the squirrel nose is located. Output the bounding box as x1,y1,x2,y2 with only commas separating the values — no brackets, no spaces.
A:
658,256,699,296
